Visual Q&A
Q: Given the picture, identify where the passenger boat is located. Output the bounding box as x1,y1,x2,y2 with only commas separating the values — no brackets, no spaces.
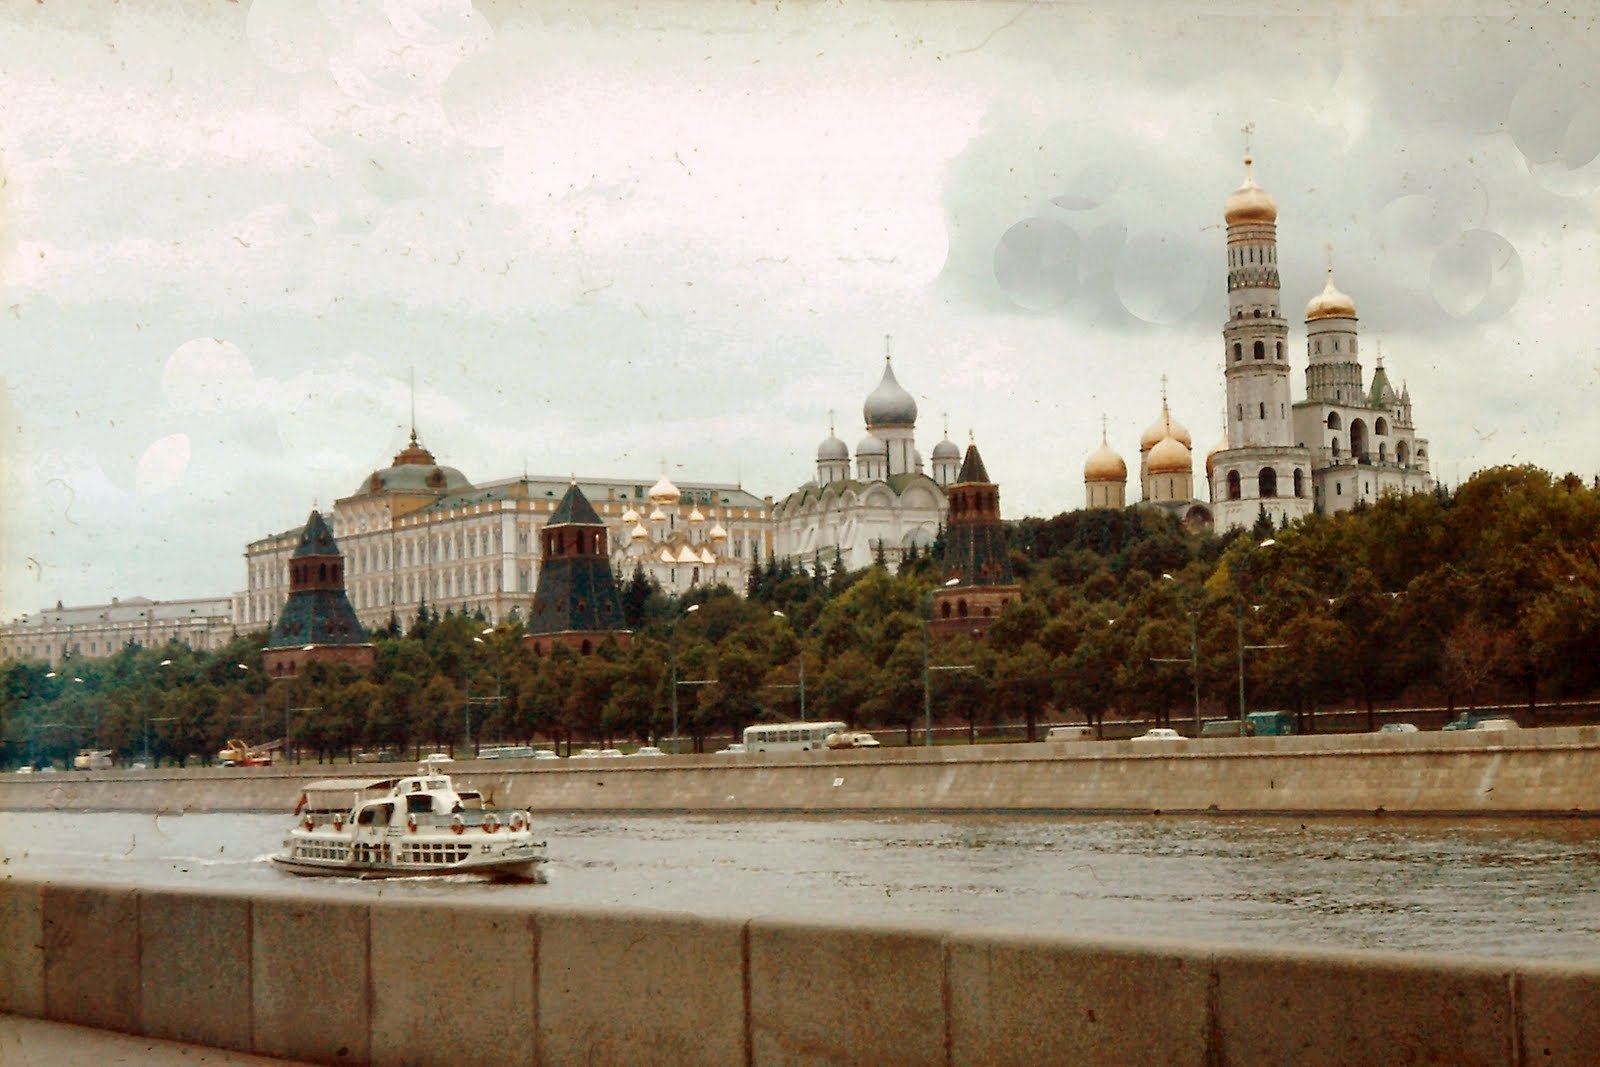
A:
272,758,547,880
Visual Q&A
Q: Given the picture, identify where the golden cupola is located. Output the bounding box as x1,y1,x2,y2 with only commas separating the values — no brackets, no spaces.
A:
1140,401,1191,453
1147,436,1193,476
1083,440,1127,482
1224,157,1277,225
1305,268,1357,321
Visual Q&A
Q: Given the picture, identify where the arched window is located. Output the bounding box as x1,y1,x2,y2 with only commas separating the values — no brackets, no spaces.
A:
1259,467,1278,498
1258,402,1266,419
1397,440,1411,467
1375,417,1389,436
1378,443,1388,463
1276,341,1284,360
940,601,952,619
1253,308,1262,318
1293,468,1304,497
1233,343,1242,362
581,639,592,656
1227,470,1242,500
1350,419,1368,462
1326,411,1342,430
1253,341,1265,360
1331,437,1341,457
957,600,969,618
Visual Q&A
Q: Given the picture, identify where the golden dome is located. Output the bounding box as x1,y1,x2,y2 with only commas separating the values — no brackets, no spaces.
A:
1147,435,1193,475
1140,403,1191,452
648,506,667,523
1305,269,1357,321
629,522,650,542
709,522,728,541
688,505,705,523
648,475,680,505
1224,158,1277,225
622,507,640,524
1083,442,1127,482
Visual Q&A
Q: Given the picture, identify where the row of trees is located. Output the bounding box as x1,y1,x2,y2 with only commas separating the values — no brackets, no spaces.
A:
3,465,1597,769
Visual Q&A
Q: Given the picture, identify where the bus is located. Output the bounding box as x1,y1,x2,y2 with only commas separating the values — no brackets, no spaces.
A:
742,721,849,753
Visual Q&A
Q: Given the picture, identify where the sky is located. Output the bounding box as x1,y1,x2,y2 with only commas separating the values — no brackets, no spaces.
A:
2,0,1598,622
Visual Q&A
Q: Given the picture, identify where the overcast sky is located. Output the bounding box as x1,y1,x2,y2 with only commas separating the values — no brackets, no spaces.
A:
2,0,1597,622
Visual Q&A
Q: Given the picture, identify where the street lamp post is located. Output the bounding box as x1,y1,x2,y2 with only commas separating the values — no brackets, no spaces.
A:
1156,574,1202,734
669,604,700,754
1235,539,1285,724
771,610,805,722
922,578,963,747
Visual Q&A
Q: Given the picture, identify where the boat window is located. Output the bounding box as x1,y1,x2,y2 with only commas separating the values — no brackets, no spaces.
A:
427,779,446,789
407,795,434,814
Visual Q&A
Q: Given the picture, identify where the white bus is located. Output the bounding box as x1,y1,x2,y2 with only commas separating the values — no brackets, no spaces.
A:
742,720,849,753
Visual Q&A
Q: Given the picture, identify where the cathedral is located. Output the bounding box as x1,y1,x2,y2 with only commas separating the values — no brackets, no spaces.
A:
1085,148,1433,530
772,348,956,571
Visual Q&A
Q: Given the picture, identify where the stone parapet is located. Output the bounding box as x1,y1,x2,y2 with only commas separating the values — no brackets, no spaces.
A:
1,876,1596,1065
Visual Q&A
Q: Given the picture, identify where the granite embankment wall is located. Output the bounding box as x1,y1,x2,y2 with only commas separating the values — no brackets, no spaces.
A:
4,725,1600,816
2,875,1597,1066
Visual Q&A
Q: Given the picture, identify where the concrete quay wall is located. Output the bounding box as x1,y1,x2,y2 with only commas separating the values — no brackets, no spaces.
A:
4,725,1600,816
2,875,1597,1066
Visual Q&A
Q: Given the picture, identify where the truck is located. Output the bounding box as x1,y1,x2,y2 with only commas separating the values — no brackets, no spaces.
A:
1244,711,1296,736
72,749,113,771
217,738,283,766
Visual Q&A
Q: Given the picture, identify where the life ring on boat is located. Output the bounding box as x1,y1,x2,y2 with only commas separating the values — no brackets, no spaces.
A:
509,813,527,833
407,815,418,832
302,814,314,831
482,814,500,834
450,815,465,835
332,813,344,831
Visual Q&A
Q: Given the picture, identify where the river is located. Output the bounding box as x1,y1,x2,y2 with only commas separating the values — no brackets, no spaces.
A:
3,810,1598,961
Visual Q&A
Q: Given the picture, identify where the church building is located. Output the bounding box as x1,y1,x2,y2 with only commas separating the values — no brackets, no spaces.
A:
773,347,954,572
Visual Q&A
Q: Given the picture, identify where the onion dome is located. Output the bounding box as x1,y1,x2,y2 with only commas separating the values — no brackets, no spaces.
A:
648,474,680,505
1147,436,1193,475
356,429,471,496
688,505,705,523
1223,157,1277,225
931,436,960,462
1205,433,1228,478
863,358,917,428
1140,402,1191,452
856,435,887,457
629,522,649,542
649,506,667,523
622,507,640,524
708,521,728,541
817,431,849,462
1305,269,1357,321
1083,441,1128,482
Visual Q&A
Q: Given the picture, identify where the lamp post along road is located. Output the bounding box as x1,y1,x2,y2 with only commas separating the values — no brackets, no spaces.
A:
771,610,806,721
922,578,966,747
669,604,700,754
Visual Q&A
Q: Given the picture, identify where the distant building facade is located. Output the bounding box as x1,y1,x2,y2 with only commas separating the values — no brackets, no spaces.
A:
243,428,772,634
0,595,237,667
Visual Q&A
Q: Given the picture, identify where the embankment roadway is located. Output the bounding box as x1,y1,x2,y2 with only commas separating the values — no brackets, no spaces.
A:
5,725,1599,817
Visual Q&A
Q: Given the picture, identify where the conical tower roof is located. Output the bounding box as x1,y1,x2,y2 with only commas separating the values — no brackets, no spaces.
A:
547,482,603,526
955,441,990,484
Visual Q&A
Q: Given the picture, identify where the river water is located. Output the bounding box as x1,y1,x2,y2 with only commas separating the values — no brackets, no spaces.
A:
3,810,1598,962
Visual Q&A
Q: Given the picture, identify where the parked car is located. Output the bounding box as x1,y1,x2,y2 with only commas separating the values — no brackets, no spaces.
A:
1132,728,1185,742
1200,720,1247,738
478,745,537,760
1378,723,1419,734
825,731,881,749
532,749,560,760
716,743,747,755
1442,714,1480,731
632,746,665,757
598,748,625,758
